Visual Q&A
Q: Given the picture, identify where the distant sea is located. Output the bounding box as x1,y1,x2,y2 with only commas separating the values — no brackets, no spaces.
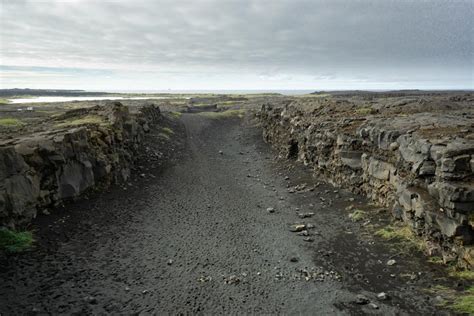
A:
100,90,316,95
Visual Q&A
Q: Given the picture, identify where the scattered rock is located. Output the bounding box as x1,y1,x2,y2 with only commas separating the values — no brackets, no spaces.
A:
290,257,299,262
266,207,275,213
198,276,212,283
387,259,396,266
289,224,306,232
84,296,98,305
303,237,314,242
369,303,379,309
354,294,370,305
224,275,240,285
297,212,315,218
167,259,174,265
377,292,388,300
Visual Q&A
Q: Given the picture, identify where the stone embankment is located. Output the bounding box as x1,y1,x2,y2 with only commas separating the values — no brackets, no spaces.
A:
258,94,474,267
0,102,161,227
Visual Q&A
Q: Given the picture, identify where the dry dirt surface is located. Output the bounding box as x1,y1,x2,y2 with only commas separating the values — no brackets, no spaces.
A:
0,113,455,315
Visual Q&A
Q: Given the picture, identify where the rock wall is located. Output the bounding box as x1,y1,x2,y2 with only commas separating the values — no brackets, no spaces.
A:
0,102,161,227
258,96,474,267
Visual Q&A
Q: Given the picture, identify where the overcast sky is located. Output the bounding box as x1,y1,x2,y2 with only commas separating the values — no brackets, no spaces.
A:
0,0,473,91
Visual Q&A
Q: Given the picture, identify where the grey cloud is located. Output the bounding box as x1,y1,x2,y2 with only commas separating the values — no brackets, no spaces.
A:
0,0,473,89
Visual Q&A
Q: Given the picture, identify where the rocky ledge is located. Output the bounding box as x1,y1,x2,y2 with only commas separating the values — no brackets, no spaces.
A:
0,102,162,227
258,93,474,268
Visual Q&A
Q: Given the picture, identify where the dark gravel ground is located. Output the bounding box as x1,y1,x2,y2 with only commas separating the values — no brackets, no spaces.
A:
0,113,456,315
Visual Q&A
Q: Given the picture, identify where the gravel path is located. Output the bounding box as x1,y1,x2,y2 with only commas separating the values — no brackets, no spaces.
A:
0,114,449,315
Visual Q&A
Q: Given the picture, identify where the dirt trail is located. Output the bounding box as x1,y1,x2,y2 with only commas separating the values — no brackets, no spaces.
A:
0,114,449,315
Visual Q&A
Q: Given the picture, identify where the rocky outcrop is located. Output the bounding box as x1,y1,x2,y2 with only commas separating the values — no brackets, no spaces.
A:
0,102,161,227
258,95,474,268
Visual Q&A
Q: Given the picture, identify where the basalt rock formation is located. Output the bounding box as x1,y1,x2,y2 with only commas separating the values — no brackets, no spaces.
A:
258,93,474,268
0,102,161,227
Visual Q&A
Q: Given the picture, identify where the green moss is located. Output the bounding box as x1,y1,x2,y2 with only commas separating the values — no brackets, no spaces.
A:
0,98,10,104
169,111,182,119
0,118,24,126
427,256,444,264
0,229,34,253
355,107,376,115
161,127,174,135
348,209,367,222
452,287,474,314
375,224,426,252
198,109,245,119
449,269,474,281
429,285,474,314
56,115,104,127
158,132,170,140
375,225,414,240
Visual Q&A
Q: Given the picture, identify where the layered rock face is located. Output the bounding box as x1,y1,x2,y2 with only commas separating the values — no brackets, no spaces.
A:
258,94,474,267
0,102,161,227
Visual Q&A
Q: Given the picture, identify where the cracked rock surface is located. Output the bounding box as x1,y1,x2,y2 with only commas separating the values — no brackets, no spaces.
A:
0,113,456,314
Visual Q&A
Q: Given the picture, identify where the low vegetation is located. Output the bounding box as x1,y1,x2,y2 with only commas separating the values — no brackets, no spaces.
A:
449,269,474,281
374,224,426,252
168,111,182,119
0,229,34,253
0,98,10,104
348,209,367,222
0,118,24,126
198,109,245,119
355,106,377,115
428,285,474,314
158,132,171,140
55,115,104,127
161,127,174,135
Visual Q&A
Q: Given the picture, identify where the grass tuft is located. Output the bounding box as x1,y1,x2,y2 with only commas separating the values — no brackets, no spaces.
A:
375,225,414,240
428,285,474,314
355,107,376,115
198,109,245,119
0,229,34,253
374,224,426,252
158,132,170,140
55,115,104,127
161,127,174,135
449,269,474,281
348,209,367,222
452,287,474,314
169,111,182,119
0,118,24,126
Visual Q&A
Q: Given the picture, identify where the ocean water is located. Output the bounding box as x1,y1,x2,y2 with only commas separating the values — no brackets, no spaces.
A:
101,89,316,95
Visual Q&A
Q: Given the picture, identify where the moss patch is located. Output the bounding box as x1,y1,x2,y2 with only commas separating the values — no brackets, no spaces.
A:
0,118,24,126
427,285,474,314
374,224,425,252
169,111,182,119
198,109,245,119
355,106,377,115
0,229,34,253
55,115,104,127
348,209,367,222
158,133,170,140
449,269,474,281
452,287,474,314
161,127,174,135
